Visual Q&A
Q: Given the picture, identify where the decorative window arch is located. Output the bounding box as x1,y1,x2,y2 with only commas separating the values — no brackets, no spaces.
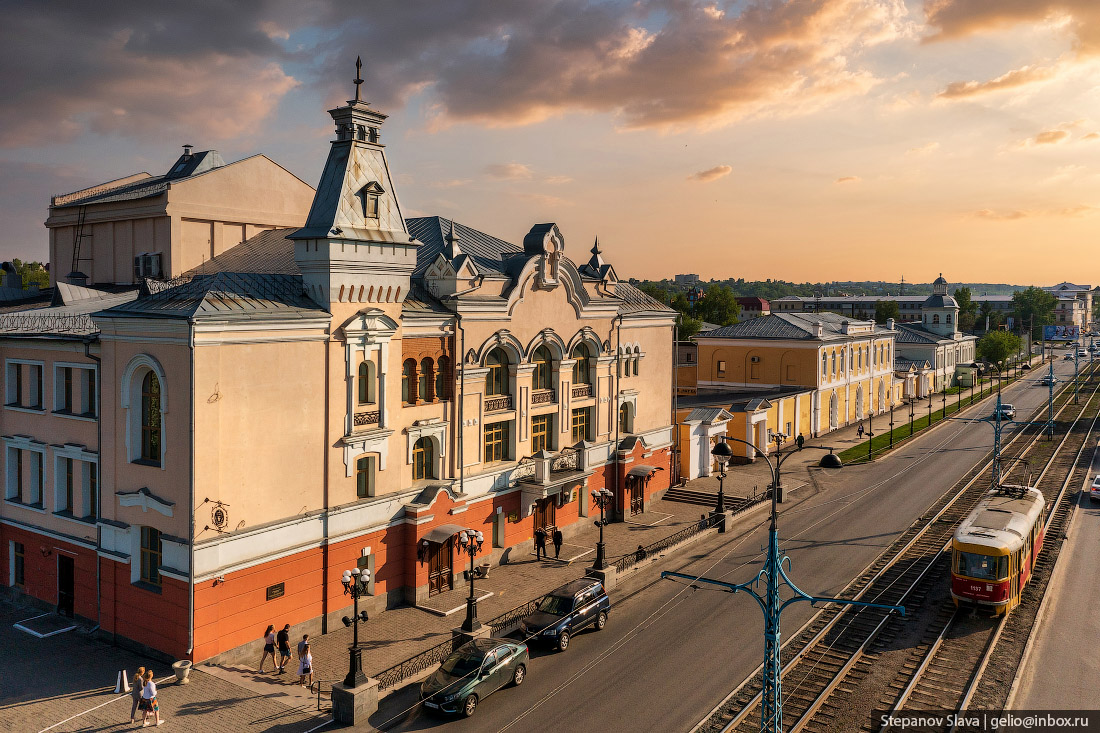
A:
485,348,509,396
435,356,450,401
572,343,592,384
358,360,376,405
419,357,435,402
946,313,953,324
121,354,168,468
412,437,435,480
619,403,634,434
632,346,641,376
402,359,417,404
532,346,553,390
822,352,827,378
356,455,376,498
831,352,836,377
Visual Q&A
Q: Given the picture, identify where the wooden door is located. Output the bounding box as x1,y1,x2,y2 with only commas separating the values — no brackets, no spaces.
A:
629,477,644,515
427,538,453,597
535,497,556,531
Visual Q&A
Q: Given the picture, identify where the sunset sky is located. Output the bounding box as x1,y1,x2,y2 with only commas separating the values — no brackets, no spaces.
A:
1,0,1098,285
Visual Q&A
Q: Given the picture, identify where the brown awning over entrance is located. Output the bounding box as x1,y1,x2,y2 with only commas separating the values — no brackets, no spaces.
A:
423,523,466,544
627,465,662,479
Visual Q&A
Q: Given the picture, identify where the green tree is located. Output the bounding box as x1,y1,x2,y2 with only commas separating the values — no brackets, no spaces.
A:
677,316,703,340
874,300,900,324
1012,286,1056,340
977,301,1004,332
954,287,978,332
12,259,48,289
977,330,1022,369
696,284,741,326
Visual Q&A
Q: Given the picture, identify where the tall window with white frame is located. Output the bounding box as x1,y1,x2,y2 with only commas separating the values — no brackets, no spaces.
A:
140,372,161,465
358,361,375,405
485,349,509,396
140,527,161,587
632,346,640,376
531,414,552,453
420,358,435,402
619,403,632,434
356,456,375,498
571,344,591,384
15,449,23,503
483,421,509,463
532,347,553,391
571,407,591,443
412,437,434,480
85,462,97,520
62,457,74,514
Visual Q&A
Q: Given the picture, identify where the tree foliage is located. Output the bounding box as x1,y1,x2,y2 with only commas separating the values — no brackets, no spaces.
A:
12,259,48,289
954,287,978,332
1012,286,1057,338
977,301,1004,331
696,284,741,327
874,300,900,324
978,330,1022,368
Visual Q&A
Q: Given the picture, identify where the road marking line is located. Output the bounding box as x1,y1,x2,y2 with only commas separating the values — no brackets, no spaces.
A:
37,676,173,733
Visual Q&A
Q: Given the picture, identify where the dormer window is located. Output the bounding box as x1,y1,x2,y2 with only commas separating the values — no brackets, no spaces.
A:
356,182,385,220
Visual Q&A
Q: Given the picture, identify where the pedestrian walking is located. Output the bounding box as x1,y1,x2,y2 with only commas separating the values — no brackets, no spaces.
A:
298,639,314,688
534,526,547,560
259,624,276,672
276,624,291,673
139,669,163,727
552,528,563,559
857,423,865,439
796,433,805,449
129,666,146,723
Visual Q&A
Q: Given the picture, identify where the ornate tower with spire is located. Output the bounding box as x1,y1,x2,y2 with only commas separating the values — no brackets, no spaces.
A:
291,58,419,310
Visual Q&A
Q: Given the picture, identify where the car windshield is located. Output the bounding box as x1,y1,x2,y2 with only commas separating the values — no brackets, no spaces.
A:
956,551,1008,580
537,594,574,615
440,650,483,678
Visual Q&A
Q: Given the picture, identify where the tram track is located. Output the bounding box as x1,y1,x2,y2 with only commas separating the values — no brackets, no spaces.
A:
691,363,1099,733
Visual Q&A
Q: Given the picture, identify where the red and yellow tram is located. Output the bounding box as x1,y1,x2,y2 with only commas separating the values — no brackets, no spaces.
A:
951,485,1045,614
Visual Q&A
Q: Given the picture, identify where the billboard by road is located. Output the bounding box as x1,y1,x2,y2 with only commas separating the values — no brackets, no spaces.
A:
1043,325,1080,341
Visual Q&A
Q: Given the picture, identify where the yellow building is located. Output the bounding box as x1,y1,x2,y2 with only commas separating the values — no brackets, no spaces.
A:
687,312,897,462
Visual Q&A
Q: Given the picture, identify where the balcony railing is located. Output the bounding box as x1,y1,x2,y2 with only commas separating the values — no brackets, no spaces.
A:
484,394,513,412
550,447,580,473
571,384,592,399
531,389,556,405
353,410,380,427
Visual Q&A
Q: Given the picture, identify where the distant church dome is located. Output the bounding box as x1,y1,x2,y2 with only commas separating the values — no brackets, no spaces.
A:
924,273,957,309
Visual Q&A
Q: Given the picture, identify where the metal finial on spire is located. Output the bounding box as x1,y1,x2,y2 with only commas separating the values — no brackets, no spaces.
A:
591,236,601,255
445,219,462,258
354,56,364,103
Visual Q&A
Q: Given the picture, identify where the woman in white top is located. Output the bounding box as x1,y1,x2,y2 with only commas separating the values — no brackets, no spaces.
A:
298,641,313,688
259,624,276,673
139,669,163,727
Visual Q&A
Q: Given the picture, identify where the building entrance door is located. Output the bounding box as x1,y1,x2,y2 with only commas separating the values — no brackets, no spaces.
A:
534,497,556,531
629,477,644,515
57,555,74,617
427,538,453,597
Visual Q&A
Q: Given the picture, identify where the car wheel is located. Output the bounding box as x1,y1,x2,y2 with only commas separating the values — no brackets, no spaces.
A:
462,694,478,718
512,664,526,687
557,630,570,652
596,611,607,630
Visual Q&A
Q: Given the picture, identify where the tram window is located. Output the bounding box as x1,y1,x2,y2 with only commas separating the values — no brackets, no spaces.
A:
956,551,1008,580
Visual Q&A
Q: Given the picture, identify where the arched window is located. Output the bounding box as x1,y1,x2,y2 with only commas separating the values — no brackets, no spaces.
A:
356,455,375,498
485,348,509,396
412,437,434,480
947,313,953,324
619,403,632,434
933,314,940,324
857,348,862,370
436,356,450,401
140,372,161,464
402,359,417,404
572,343,592,384
632,347,641,376
822,352,827,378
831,352,836,377
532,346,553,391
357,360,375,405
420,357,434,402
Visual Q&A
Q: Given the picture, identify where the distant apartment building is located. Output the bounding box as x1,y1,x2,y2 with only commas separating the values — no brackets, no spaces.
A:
674,274,700,286
736,297,770,319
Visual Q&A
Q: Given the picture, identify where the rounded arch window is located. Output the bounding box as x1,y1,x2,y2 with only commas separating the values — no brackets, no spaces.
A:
572,343,592,385
619,403,633,434
532,346,553,391
402,359,417,404
420,357,435,402
435,356,450,401
933,314,940,324
485,348,509,396
358,360,375,405
140,371,161,464
412,437,435,480
632,346,641,376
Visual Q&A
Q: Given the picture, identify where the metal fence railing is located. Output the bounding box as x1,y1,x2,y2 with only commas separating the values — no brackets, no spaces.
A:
487,598,542,636
375,635,461,692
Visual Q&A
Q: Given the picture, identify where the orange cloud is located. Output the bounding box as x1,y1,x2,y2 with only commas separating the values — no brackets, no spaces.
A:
1033,129,1070,144
689,165,732,183
938,65,1056,99
925,1,1100,56
1083,132,1100,141
834,176,861,184
484,163,533,180
971,205,1096,220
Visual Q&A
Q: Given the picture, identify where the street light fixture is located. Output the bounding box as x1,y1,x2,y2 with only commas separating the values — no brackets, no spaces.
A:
456,529,485,633
908,396,916,437
339,567,371,688
711,440,733,516
591,487,614,570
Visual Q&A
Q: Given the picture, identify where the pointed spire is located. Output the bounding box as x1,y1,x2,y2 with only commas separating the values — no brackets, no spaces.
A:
353,56,364,103
586,235,606,271
444,219,462,259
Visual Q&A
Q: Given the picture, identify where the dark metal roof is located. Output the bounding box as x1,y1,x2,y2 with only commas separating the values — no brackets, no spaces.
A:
100,272,325,319
614,282,674,313
699,311,890,341
50,150,227,208
407,216,520,277
923,294,958,308
184,228,300,277
893,323,944,344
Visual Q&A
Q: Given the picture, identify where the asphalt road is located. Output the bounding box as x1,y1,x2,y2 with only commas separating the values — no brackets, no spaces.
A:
373,361,1081,733
1009,436,1100,709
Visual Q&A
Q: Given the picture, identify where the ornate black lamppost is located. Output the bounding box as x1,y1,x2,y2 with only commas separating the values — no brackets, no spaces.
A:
889,401,895,448
909,396,916,436
457,529,485,633
712,440,733,531
339,567,371,688
591,487,613,570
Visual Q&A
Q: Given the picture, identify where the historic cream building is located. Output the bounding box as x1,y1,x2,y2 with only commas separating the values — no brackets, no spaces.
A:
0,79,675,662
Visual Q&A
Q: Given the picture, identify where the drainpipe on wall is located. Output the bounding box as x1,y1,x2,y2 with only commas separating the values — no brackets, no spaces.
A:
455,313,465,497
321,323,331,634
187,321,196,657
84,337,102,631
610,314,623,514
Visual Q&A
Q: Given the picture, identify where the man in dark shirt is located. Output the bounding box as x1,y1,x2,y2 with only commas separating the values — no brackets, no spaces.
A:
534,527,547,560
276,624,291,673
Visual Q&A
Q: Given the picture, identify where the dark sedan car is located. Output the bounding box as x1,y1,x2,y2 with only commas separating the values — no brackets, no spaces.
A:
519,578,610,651
421,638,528,717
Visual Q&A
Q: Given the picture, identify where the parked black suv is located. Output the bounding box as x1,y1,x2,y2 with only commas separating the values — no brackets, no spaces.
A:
518,578,610,651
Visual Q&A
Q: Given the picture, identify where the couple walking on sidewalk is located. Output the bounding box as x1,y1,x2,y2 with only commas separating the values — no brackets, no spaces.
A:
534,526,564,560
128,667,164,727
259,624,314,687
